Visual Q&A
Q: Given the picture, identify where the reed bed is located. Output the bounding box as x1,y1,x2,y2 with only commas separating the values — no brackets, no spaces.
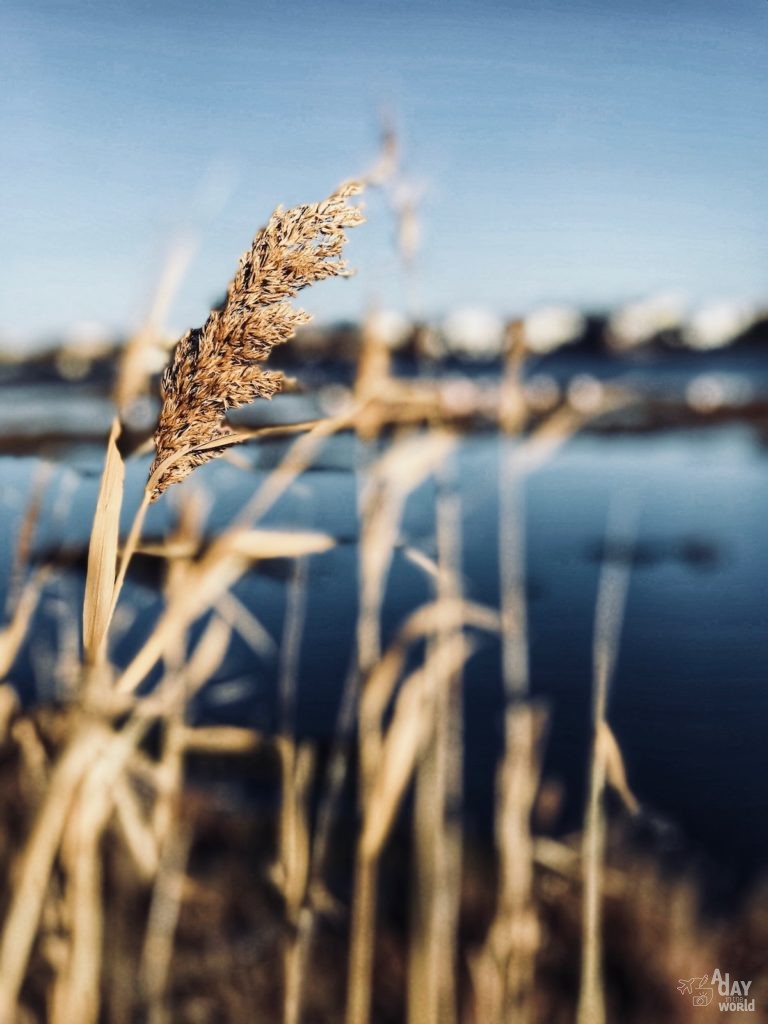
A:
0,177,765,1024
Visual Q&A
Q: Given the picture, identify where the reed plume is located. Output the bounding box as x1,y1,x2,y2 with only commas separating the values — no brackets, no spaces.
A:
148,181,365,500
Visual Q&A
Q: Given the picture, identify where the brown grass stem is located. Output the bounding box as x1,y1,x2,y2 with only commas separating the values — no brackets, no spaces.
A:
577,495,637,1024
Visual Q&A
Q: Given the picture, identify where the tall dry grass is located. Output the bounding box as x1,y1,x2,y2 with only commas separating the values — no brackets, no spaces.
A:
0,181,363,1024
0,173,762,1024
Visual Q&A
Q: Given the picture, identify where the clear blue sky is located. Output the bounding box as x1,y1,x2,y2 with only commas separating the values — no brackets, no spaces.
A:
2,0,767,347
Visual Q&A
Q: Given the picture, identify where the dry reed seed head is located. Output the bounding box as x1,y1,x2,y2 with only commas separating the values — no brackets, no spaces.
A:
148,182,365,501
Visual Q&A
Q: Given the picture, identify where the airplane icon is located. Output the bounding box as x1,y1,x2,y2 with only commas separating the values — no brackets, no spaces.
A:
677,976,708,996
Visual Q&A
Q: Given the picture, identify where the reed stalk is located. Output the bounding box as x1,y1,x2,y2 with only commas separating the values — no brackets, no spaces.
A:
577,496,637,1024
407,466,463,1024
346,432,456,1024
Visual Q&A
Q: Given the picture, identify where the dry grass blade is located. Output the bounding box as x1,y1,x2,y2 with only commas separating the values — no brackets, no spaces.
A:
127,614,232,719
277,555,307,808
0,569,48,680
216,591,277,658
272,558,314,1024
178,724,262,754
401,544,440,581
278,741,316,1024
499,440,528,700
360,633,470,860
113,774,160,879
140,824,193,1024
510,390,630,479
82,418,125,664
354,307,397,425
6,463,51,615
180,612,232,693
363,109,400,188
11,718,49,806
577,496,637,1024
116,530,333,696
51,768,114,1024
136,545,215,1024
134,539,201,560
408,478,463,1024
275,738,315,917
144,417,338,519
0,686,19,742
247,409,361,524
597,720,639,814
0,723,109,1024
360,598,498,734
364,430,456,498
115,234,198,415
471,705,546,1024
219,529,335,561
358,431,456,670
108,488,151,632
148,182,364,500
578,734,608,1024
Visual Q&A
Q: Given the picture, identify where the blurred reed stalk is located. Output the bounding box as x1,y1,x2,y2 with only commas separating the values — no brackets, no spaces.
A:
354,310,395,437
498,320,530,700
275,556,317,1024
139,499,207,1024
576,496,639,1024
470,703,546,1024
346,431,456,1024
470,318,621,1024
407,463,463,1024
114,233,199,423
469,319,541,1023
363,110,423,318
355,117,403,427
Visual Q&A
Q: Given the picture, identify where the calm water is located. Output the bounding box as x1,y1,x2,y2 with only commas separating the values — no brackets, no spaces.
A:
1,368,767,876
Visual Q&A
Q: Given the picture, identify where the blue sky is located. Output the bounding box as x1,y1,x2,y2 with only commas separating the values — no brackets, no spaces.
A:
2,0,767,346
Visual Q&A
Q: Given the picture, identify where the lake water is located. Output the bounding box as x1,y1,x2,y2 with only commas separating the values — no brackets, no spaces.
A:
1,357,767,880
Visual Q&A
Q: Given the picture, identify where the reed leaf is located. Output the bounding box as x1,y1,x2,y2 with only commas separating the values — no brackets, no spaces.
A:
360,634,470,859
0,571,47,680
82,419,125,664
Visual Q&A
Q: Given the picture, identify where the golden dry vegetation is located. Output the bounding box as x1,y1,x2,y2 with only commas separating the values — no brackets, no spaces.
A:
0,178,765,1024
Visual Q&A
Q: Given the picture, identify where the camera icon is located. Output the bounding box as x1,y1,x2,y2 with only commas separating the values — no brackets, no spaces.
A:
693,990,714,1007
